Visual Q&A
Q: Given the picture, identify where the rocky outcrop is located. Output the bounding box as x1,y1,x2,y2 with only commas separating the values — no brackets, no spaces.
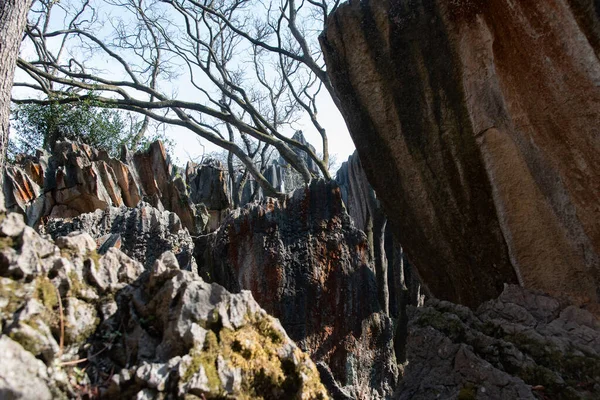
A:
3,141,208,234
92,253,328,399
336,151,424,362
399,285,600,399
200,179,398,399
186,158,231,232
0,211,329,399
321,0,600,308
280,131,320,176
43,203,196,271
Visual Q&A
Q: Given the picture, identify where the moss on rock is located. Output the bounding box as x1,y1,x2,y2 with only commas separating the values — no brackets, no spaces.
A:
34,277,58,310
181,313,328,399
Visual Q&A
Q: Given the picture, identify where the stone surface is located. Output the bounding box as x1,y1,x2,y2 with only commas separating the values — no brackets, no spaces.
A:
200,179,398,399
336,151,424,363
279,130,320,176
399,285,600,399
44,203,196,271
0,336,54,400
0,214,146,397
186,158,231,232
90,257,329,399
3,140,206,234
321,0,600,308
0,211,329,399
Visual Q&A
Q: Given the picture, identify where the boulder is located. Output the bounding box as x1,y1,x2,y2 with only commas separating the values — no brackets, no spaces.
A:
321,0,600,307
200,179,398,399
92,254,329,399
186,158,231,232
399,285,600,399
0,336,54,400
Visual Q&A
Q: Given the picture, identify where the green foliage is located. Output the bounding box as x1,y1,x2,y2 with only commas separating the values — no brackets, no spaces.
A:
9,100,172,160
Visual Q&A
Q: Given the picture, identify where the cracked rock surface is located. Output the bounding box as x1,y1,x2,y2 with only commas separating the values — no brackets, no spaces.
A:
44,203,196,271
398,285,600,400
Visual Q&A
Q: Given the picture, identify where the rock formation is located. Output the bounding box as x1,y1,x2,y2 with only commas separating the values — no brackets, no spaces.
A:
336,151,424,362
321,0,600,308
0,211,328,399
2,140,218,234
200,179,399,399
279,131,320,176
399,284,600,399
185,158,231,232
43,203,196,271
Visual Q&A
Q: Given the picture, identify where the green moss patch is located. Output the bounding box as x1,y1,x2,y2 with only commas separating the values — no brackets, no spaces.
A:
181,314,327,399
34,277,58,309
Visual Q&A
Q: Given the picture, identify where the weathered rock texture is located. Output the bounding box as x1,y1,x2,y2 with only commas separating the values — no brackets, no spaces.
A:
321,0,600,308
200,179,398,399
399,284,600,399
91,254,329,399
0,213,145,398
186,158,231,232
336,151,424,363
3,141,215,234
280,131,321,176
43,203,196,271
0,212,329,399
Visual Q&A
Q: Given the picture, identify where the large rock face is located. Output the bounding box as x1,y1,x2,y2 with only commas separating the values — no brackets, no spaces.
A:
399,285,600,399
0,212,328,399
321,0,600,308
200,180,398,399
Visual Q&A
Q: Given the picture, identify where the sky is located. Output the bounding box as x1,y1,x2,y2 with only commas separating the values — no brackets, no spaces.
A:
11,0,356,173
167,86,355,170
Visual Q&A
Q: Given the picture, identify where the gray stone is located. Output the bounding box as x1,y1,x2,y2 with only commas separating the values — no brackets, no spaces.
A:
55,231,97,255
45,203,196,271
0,336,53,400
0,212,26,237
200,179,398,399
397,285,600,399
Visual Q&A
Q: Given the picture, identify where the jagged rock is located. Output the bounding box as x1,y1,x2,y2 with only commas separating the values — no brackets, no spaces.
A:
0,213,57,280
130,141,198,233
3,163,48,225
186,158,231,232
91,253,329,399
3,140,205,234
280,131,320,176
0,214,146,397
399,285,600,399
321,0,600,308
0,211,328,399
200,179,398,399
186,158,230,210
336,152,424,362
44,203,196,271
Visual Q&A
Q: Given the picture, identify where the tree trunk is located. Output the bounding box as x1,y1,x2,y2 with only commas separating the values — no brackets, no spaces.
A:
0,0,30,173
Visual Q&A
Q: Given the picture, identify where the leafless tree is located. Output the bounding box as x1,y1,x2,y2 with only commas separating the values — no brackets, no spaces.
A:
12,0,342,198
